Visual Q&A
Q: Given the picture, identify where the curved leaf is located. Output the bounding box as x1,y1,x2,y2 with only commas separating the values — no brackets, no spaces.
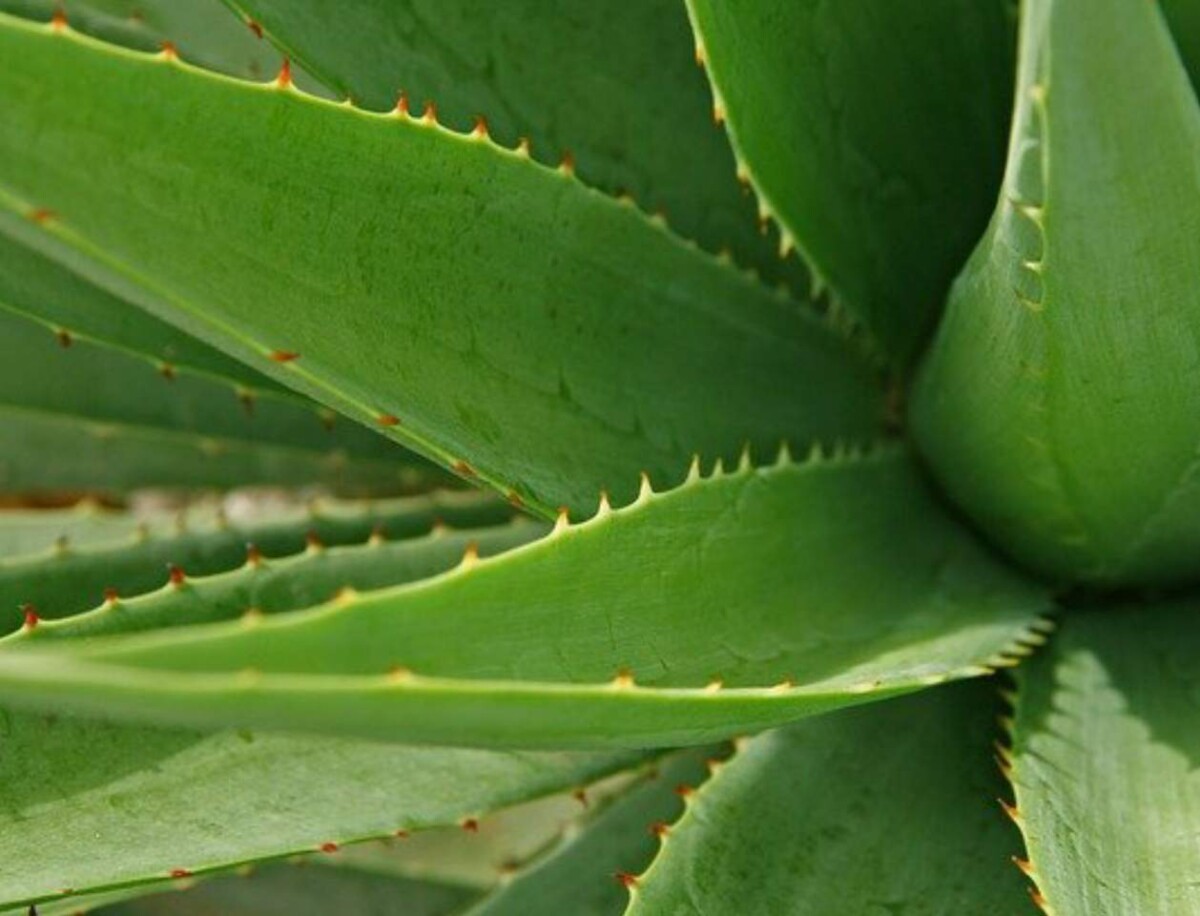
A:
912,0,1200,586
684,0,1015,362
220,0,809,294
0,489,510,634
0,448,1049,748
0,704,639,911
0,302,429,495
10,516,543,642
0,214,293,396
1008,600,1200,915
628,682,1030,914
0,15,884,517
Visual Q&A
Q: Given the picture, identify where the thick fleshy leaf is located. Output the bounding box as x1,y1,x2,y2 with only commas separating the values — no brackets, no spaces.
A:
0,302,428,495
0,706,639,912
1163,0,1200,92
0,489,511,634
10,516,543,642
0,219,293,396
0,0,325,88
628,682,1031,914
912,0,1200,586
220,0,808,294
0,447,1050,748
1008,601,1200,915
684,0,1015,362
0,16,884,517
87,866,475,916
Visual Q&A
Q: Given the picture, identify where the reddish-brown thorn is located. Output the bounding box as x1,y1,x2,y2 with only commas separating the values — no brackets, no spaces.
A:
377,413,401,427
277,58,293,88
1030,887,1050,912
21,605,39,630
269,350,299,363
247,18,264,39
648,821,670,838
421,100,438,124
160,41,178,61
395,92,410,116
461,818,479,833
572,788,588,808
393,828,410,839
169,868,192,879
159,363,177,382
999,798,1021,823
1012,856,1035,878
559,151,576,176
50,8,68,30
28,207,55,224
56,329,73,348
506,490,524,508
471,115,489,139
368,523,387,545
453,460,477,478
245,543,263,566
239,391,256,416
305,530,324,551
673,784,694,798
103,587,119,604
319,841,339,854
167,564,186,587
614,872,639,890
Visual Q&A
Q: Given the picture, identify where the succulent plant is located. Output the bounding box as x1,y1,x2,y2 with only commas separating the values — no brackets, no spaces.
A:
0,0,1195,912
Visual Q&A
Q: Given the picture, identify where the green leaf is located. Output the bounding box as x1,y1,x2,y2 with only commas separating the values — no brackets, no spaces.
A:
1163,0,1200,93
0,15,885,517
0,706,639,912
684,0,1015,363
912,0,1200,586
0,489,511,634
464,750,711,916
0,0,325,89
11,516,543,642
629,681,1031,914
0,447,1049,748
89,865,475,916
0,302,431,495
220,0,811,295
0,213,293,397
1008,600,1200,916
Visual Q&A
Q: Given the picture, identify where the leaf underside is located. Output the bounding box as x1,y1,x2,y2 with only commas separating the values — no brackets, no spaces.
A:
0,14,885,517
0,447,1049,748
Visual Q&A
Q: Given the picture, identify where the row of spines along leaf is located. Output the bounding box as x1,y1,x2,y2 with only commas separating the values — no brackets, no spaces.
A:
0,488,515,635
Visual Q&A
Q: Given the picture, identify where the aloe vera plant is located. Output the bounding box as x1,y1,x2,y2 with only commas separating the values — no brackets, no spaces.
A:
0,0,1195,912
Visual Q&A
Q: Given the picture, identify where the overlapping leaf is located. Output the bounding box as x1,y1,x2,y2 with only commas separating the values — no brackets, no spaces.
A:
0,15,884,516
685,0,1015,362
1007,600,1200,915
913,0,1200,585
629,682,1030,914
222,0,808,293
0,448,1049,748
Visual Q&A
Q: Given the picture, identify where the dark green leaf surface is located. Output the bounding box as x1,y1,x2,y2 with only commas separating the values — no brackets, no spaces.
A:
0,489,510,634
0,219,293,396
913,0,1200,586
0,302,428,495
629,682,1031,915
0,15,884,517
685,0,1014,362
0,448,1049,748
1009,601,1200,916
223,0,809,293
0,705,638,911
